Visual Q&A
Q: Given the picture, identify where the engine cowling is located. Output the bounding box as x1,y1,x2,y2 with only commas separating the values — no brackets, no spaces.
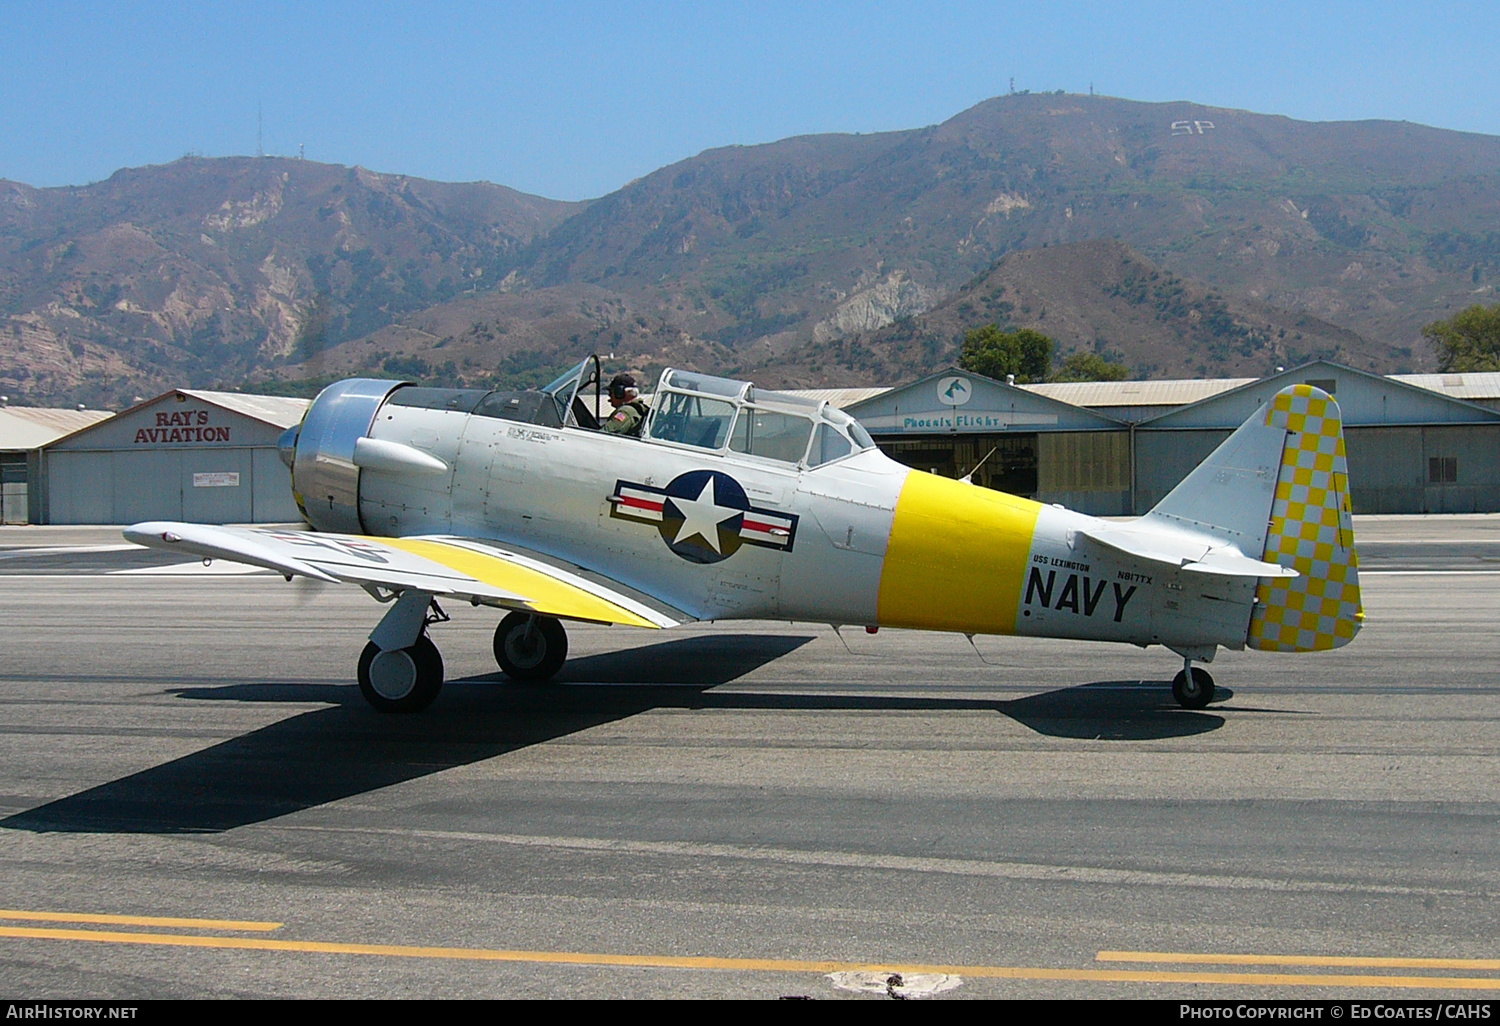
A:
279,378,406,533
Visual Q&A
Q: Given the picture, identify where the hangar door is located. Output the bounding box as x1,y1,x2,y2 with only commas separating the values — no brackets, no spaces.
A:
1,454,27,524
48,448,262,523
878,433,1039,497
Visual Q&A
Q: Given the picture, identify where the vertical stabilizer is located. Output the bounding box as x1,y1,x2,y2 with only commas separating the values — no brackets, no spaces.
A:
1142,396,1287,556
1247,385,1363,651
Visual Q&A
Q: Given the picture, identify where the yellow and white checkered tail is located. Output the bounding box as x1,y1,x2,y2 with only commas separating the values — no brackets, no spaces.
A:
1247,385,1364,652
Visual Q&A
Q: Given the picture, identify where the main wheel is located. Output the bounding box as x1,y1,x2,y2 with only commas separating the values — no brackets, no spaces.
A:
1171,666,1215,709
357,634,444,713
493,612,568,682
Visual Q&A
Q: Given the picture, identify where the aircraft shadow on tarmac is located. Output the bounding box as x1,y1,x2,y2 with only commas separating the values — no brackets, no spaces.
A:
1,634,1224,836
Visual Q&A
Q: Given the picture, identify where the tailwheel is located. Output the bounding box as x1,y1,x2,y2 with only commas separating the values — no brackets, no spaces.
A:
1171,665,1215,710
357,634,444,713
494,612,568,682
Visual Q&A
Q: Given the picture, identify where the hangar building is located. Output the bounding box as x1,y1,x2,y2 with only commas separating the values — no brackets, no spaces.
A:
0,405,114,524
842,371,1135,514
1127,363,1500,514
40,390,309,525
842,361,1500,516
24,362,1500,524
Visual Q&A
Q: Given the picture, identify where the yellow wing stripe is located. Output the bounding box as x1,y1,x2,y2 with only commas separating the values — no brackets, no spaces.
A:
877,470,1042,634
381,538,661,629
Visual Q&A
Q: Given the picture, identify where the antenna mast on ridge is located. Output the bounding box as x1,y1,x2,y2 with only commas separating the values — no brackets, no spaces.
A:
257,102,264,158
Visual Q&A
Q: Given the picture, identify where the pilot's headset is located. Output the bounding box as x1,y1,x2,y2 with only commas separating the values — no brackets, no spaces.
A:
608,373,637,402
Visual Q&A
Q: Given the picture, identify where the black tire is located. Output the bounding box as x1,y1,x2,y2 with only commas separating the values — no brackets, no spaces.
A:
357,634,444,713
493,612,568,682
1171,666,1215,710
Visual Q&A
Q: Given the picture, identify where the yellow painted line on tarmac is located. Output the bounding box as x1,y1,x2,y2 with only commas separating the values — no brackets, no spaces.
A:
1100,950,1500,971
0,910,282,932
3,925,1500,989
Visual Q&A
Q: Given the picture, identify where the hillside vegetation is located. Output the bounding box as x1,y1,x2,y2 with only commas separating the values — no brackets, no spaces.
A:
5,93,1500,405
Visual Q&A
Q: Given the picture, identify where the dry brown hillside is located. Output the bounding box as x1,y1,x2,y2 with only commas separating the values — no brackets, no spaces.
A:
9,92,1500,403
745,239,1393,386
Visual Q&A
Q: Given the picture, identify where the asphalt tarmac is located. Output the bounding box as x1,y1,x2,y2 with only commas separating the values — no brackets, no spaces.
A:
0,517,1498,999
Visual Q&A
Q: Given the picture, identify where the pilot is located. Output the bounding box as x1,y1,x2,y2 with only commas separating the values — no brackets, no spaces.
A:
603,373,650,436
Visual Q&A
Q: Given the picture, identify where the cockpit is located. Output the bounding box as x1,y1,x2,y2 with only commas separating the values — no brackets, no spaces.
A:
644,368,875,468
379,355,876,469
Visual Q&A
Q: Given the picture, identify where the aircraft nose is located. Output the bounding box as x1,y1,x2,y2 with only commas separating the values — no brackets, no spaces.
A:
277,424,300,469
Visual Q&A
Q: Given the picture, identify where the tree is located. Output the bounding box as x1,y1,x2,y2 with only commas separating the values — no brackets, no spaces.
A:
1051,351,1129,382
1422,304,1500,372
958,325,1053,383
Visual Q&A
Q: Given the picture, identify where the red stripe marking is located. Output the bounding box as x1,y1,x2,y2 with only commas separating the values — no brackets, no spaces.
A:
619,496,664,512
741,518,786,532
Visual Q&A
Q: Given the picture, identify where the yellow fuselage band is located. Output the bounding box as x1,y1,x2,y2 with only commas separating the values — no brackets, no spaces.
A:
876,471,1042,635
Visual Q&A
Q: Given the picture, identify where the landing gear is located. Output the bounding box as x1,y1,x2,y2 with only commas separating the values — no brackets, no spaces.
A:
493,612,568,682
357,588,448,713
1172,664,1215,710
357,634,444,713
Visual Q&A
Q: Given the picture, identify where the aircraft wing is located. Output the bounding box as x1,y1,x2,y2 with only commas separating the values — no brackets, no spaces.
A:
122,522,682,629
1078,525,1297,579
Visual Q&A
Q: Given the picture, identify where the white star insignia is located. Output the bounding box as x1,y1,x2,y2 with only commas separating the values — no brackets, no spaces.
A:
669,478,739,553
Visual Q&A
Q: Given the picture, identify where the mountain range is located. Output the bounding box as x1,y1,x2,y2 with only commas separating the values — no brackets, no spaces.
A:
5,92,1500,406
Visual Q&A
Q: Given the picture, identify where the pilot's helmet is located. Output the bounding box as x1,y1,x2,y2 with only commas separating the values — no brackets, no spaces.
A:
608,373,638,401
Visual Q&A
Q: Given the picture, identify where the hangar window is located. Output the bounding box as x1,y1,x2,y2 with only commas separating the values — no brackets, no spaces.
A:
1304,378,1337,395
1428,457,1458,484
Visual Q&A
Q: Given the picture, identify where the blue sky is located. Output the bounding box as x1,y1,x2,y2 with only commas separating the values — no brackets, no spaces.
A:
3,1,1496,200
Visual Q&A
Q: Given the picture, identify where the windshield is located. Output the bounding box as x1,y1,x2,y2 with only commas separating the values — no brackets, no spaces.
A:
539,356,602,428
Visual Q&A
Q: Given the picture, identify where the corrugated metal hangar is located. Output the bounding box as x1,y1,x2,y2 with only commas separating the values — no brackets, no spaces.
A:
39,390,309,525
843,372,1132,512
0,405,113,524
1127,364,1500,514
5,360,1498,525
843,361,1500,516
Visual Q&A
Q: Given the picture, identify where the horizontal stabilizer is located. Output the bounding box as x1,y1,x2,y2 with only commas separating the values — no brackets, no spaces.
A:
1079,525,1297,579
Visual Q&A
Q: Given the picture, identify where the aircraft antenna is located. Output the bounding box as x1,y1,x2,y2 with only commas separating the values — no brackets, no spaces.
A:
959,447,998,485
964,633,1001,666
828,624,854,655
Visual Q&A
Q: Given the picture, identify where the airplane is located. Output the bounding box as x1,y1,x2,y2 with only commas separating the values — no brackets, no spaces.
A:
124,355,1363,713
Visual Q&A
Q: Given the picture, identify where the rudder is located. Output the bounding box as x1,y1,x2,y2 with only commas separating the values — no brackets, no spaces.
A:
1247,385,1363,652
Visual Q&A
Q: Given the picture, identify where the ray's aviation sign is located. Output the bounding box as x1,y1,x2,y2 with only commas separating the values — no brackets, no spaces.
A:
133,409,232,445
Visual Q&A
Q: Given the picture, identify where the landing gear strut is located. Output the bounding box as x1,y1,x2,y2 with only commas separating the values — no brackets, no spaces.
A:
1172,660,1215,709
493,612,568,682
